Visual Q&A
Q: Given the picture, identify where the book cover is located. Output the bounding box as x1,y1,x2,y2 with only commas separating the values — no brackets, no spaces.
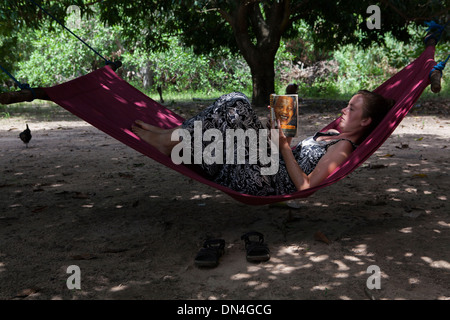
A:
270,94,299,137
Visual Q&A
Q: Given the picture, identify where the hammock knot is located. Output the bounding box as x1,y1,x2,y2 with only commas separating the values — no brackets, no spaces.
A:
18,83,36,100
424,20,447,44
0,63,36,100
105,60,118,69
429,55,449,79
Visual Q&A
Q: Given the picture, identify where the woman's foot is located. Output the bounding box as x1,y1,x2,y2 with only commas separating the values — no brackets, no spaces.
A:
131,123,177,156
133,120,162,132
134,120,180,134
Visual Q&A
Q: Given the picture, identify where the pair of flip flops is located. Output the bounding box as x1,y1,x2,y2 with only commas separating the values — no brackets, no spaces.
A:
194,232,270,268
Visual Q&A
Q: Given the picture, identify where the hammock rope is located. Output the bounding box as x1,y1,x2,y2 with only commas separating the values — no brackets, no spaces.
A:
1,0,118,96
424,20,449,79
430,54,449,77
425,20,449,44
0,63,36,98
26,0,116,67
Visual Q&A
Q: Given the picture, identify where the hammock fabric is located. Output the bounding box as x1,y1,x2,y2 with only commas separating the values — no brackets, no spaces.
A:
43,46,437,206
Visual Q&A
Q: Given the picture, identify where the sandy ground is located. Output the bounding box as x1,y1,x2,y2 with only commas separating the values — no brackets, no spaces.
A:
0,97,449,300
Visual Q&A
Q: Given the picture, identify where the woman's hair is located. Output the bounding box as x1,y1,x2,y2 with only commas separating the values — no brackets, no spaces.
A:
357,90,396,131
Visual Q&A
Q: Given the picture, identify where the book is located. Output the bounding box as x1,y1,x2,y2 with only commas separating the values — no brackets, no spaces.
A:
269,94,299,137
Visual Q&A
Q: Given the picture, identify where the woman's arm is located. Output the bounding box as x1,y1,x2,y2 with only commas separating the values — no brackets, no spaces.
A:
278,123,353,191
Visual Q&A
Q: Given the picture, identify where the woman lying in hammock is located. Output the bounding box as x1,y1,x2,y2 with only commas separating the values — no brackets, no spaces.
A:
131,90,394,196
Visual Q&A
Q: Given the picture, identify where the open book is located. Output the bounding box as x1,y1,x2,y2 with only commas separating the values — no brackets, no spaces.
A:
270,94,299,137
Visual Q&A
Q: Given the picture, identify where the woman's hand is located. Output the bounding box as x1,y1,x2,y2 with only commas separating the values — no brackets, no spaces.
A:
277,119,292,148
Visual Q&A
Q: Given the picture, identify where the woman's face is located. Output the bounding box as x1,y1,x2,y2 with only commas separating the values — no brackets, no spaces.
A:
339,94,371,132
274,96,294,126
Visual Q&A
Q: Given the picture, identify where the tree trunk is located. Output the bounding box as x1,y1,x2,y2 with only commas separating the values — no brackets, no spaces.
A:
249,56,276,108
220,1,290,108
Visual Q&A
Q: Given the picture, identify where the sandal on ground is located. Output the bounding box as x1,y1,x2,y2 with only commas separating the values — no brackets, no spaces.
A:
241,231,270,262
194,239,225,268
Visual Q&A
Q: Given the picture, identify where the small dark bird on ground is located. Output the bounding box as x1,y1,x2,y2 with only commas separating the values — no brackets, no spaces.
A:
19,124,32,148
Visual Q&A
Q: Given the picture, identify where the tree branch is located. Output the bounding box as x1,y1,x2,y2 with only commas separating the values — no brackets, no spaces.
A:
280,0,292,33
217,8,233,25
380,0,449,22
248,2,268,44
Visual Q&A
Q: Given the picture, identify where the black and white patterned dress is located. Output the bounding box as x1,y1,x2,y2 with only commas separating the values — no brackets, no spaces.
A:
180,92,357,196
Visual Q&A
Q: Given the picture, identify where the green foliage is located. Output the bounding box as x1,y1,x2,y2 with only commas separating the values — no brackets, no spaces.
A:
281,24,450,99
14,13,120,87
3,8,252,94
0,35,19,85
1,0,448,101
121,37,252,95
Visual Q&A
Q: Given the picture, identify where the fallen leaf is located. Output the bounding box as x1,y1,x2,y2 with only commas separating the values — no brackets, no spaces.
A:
369,164,387,169
14,287,40,299
314,231,331,245
72,192,90,199
70,253,97,260
133,163,145,167
32,206,48,213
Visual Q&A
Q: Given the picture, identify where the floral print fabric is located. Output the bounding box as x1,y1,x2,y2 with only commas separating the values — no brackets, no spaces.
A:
181,92,356,196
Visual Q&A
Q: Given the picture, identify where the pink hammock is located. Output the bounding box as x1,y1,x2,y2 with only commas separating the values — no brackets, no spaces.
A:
43,46,437,205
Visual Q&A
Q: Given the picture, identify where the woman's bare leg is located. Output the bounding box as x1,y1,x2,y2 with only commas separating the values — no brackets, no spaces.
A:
134,120,181,134
131,122,179,156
